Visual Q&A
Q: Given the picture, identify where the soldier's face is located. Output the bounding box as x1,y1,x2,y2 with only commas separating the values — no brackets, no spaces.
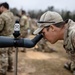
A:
42,25,61,44
0,7,1,14
0,6,3,14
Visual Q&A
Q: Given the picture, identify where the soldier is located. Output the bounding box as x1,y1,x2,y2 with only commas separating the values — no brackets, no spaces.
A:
33,11,75,74
20,10,28,52
0,2,15,75
26,14,32,37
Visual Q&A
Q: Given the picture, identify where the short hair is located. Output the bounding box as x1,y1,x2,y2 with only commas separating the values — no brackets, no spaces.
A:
0,3,1,7
0,2,9,9
22,10,26,15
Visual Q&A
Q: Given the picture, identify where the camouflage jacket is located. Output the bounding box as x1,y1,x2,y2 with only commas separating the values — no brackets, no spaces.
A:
0,10,15,36
20,15,28,30
63,19,75,53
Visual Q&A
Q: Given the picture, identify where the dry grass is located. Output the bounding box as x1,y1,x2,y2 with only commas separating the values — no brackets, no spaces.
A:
7,39,72,75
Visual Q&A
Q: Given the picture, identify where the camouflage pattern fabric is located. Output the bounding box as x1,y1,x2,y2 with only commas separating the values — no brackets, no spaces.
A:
20,15,28,52
20,15,28,38
63,19,75,71
0,10,15,36
0,10,15,74
0,48,8,75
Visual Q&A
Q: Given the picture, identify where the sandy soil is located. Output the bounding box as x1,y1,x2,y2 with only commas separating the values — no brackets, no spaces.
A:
7,40,73,75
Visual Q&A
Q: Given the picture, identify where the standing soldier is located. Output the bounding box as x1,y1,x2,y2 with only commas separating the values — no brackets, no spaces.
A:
26,14,32,37
0,2,15,75
20,10,28,52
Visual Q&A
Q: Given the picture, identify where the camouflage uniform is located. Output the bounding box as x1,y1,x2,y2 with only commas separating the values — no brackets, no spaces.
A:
26,15,32,37
0,10,15,74
20,15,28,38
63,19,75,73
20,15,29,52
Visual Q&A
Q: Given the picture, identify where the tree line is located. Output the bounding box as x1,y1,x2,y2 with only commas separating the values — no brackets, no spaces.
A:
10,6,75,21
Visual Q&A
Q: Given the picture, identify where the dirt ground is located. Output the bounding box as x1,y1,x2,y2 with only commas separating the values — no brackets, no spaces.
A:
7,37,73,75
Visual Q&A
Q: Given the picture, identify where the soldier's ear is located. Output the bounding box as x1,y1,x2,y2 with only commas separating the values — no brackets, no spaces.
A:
50,25,55,32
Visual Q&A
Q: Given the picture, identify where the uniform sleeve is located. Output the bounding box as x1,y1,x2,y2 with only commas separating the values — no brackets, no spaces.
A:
0,16,5,32
20,18,25,27
71,31,75,48
20,16,27,27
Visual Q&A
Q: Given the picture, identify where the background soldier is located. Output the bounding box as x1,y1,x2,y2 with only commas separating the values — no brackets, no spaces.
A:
26,14,32,37
20,10,29,52
0,2,15,75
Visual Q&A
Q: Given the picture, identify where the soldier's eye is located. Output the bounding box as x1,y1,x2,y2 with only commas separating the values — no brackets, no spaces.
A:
45,26,50,31
46,27,49,31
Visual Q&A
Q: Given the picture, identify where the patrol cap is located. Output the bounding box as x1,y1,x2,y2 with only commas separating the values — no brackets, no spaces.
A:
33,11,63,34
